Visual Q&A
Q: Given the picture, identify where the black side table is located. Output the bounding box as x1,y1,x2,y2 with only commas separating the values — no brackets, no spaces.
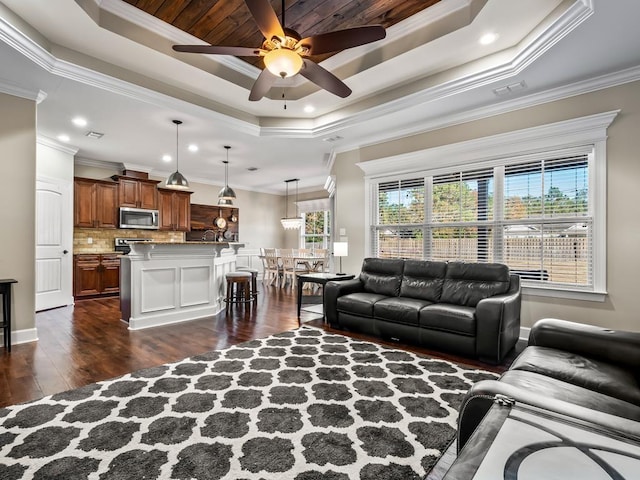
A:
297,272,355,322
0,279,18,353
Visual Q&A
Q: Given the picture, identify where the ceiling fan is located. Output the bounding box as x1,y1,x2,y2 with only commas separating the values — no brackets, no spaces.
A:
172,0,386,101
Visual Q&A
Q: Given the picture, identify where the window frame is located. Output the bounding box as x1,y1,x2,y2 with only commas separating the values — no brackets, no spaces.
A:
359,111,619,301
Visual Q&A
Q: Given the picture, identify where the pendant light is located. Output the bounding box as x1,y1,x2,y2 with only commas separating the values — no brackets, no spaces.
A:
281,178,303,230
218,145,236,205
165,119,190,190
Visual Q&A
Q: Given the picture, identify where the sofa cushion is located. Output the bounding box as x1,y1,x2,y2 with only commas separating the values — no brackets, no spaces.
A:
400,260,447,302
337,292,388,318
359,258,404,296
510,346,640,406
419,304,476,336
373,297,432,326
441,262,510,307
498,370,640,422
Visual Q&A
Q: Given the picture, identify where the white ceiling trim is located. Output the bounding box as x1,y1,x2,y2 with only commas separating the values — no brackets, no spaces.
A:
338,63,640,156
37,135,79,155
356,109,619,177
0,76,42,101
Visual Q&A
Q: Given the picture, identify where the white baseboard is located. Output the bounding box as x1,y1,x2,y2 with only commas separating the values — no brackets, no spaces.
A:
0,328,39,346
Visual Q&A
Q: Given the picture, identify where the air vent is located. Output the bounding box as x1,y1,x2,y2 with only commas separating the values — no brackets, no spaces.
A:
85,131,104,139
247,167,258,171
323,135,343,143
493,81,527,97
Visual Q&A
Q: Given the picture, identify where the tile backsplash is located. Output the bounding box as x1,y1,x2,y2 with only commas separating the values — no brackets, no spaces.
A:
74,229,184,254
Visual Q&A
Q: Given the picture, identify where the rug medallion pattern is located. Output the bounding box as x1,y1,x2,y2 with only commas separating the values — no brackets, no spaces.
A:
0,327,497,479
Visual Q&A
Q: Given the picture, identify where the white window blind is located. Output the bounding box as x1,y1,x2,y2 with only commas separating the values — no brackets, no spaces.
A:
370,150,594,289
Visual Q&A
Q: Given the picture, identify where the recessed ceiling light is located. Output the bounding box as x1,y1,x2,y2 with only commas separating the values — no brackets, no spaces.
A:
304,105,315,113
57,134,70,142
188,144,198,152
162,154,172,162
72,117,87,127
479,32,498,45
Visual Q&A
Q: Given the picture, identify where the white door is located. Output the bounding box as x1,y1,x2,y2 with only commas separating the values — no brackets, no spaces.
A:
36,178,73,311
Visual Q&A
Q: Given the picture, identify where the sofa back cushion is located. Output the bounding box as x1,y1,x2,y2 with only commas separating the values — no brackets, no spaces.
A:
359,258,404,296
400,260,447,302
441,262,510,307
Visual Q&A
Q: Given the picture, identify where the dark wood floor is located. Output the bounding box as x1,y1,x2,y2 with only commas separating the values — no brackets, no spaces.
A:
0,283,513,408
0,283,521,479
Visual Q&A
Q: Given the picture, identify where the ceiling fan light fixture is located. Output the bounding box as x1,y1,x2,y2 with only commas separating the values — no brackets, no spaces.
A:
264,48,303,78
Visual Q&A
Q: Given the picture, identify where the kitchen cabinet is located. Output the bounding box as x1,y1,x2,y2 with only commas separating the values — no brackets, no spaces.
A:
158,189,192,231
74,178,118,228
74,254,121,298
117,177,159,209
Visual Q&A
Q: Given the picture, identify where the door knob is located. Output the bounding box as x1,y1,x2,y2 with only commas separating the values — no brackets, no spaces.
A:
63,250,69,254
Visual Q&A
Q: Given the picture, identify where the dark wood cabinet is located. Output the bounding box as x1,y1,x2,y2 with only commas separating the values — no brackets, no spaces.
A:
158,189,192,231
74,254,121,298
74,178,118,228
117,177,159,209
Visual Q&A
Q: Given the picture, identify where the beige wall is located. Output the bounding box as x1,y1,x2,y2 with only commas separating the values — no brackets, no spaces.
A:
0,93,36,335
333,80,640,332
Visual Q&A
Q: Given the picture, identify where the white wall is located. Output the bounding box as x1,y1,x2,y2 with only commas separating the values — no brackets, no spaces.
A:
332,80,640,332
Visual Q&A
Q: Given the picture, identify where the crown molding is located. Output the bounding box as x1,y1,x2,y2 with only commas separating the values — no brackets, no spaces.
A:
357,109,619,177
74,156,123,170
338,63,640,155
37,135,79,155
0,76,42,101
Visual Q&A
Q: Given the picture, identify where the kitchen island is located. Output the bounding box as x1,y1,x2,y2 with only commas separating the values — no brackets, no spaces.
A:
120,242,244,330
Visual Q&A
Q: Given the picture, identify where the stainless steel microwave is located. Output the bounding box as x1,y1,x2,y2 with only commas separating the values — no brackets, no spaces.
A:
119,207,159,230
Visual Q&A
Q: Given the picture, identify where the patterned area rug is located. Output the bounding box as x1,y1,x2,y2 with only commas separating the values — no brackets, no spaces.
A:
0,327,497,480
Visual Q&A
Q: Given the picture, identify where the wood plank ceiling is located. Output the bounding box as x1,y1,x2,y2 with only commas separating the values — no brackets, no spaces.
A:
124,0,441,66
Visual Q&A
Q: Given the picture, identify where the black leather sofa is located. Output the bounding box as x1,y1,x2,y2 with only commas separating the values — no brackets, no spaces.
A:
457,318,640,451
324,258,521,364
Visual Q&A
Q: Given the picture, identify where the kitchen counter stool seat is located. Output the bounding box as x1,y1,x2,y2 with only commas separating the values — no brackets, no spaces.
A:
224,271,253,312
236,267,259,304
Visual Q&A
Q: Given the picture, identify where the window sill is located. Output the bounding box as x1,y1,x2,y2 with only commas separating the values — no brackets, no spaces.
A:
521,285,607,302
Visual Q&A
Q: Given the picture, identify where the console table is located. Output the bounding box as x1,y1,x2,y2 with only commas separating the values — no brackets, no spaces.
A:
296,272,355,321
0,279,17,352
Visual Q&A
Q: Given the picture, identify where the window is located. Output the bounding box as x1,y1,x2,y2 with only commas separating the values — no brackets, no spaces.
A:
301,210,331,248
362,111,617,299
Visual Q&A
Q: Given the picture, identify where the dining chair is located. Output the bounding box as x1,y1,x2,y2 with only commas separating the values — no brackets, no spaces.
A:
313,248,330,272
261,248,282,287
280,250,308,288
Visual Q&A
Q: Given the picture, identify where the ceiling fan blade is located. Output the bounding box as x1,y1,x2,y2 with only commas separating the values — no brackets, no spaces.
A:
173,45,264,56
249,68,278,101
300,59,351,98
244,0,285,41
297,25,386,55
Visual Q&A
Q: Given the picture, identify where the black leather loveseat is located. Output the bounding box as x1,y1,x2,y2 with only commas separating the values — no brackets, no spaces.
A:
324,258,521,364
457,318,640,451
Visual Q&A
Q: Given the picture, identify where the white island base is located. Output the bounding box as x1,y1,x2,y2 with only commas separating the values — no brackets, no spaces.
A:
120,242,244,330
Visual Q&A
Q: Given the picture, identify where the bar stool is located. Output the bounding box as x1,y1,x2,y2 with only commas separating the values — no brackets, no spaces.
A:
0,279,17,353
236,267,259,304
224,271,253,312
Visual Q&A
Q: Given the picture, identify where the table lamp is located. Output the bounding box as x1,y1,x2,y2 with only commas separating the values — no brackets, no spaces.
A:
333,242,348,275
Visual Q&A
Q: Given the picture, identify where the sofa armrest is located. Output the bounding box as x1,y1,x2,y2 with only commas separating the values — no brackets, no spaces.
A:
458,379,640,452
475,275,521,364
529,318,640,369
324,279,364,327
